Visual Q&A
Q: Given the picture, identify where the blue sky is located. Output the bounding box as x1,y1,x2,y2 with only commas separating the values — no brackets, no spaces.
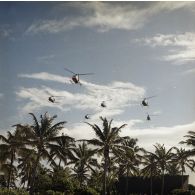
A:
1,1,195,183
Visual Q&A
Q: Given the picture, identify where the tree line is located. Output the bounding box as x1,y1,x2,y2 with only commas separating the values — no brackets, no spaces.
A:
0,112,195,195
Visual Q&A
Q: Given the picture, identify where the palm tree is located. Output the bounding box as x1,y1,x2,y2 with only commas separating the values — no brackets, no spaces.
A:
115,137,144,195
166,162,181,176
88,168,103,192
153,143,174,195
17,148,38,189
85,117,126,195
70,141,97,187
180,130,195,157
49,134,75,168
17,112,66,195
0,128,24,188
172,147,195,188
142,152,160,195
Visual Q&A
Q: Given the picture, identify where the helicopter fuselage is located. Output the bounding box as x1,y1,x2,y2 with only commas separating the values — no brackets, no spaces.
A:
49,97,55,103
72,75,79,83
142,99,148,106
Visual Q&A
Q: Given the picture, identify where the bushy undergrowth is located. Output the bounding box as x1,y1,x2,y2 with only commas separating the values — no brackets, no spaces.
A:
171,189,194,195
0,188,28,195
74,187,99,195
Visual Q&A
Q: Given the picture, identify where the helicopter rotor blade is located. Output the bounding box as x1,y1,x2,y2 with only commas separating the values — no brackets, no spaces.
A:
78,73,94,76
150,114,159,116
145,95,157,100
64,67,76,75
51,95,66,98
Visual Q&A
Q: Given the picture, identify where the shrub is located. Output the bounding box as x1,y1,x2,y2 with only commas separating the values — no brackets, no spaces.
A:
171,189,191,195
45,190,64,195
0,188,28,195
74,187,99,195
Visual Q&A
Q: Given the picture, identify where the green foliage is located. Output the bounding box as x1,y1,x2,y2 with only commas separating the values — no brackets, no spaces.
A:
74,187,99,195
0,188,28,195
171,189,191,195
188,184,195,190
45,190,64,195
0,175,6,187
51,169,75,193
34,172,52,192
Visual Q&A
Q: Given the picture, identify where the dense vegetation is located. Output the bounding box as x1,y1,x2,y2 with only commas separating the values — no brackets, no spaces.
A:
0,112,195,195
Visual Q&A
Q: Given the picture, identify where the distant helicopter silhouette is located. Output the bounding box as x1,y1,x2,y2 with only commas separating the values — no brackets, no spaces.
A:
100,99,112,108
48,95,65,103
146,113,158,121
48,96,56,103
141,95,157,107
64,67,94,85
101,101,106,108
84,114,91,119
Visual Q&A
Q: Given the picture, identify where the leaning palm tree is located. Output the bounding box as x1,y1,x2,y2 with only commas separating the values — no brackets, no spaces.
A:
0,128,25,189
172,147,195,188
153,143,174,195
16,112,66,195
85,117,126,195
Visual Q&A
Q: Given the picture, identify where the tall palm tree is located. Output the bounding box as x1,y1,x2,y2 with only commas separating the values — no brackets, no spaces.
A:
17,112,66,195
85,117,126,195
49,134,75,168
172,147,195,188
115,137,144,195
17,148,37,189
0,128,24,188
142,152,160,195
70,142,97,187
153,143,174,195
166,162,181,176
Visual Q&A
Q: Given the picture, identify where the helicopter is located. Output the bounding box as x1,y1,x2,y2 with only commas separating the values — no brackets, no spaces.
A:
64,67,94,85
48,96,56,103
84,114,91,119
141,95,157,107
100,99,112,108
101,101,106,108
48,95,66,103
146,113,158,121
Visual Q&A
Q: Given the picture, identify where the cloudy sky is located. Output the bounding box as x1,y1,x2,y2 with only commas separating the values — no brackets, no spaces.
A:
1,1,195,184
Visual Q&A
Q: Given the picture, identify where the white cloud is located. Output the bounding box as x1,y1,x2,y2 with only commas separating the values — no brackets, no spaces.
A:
183,68,195,75
62,118,143,140
62,115,195,152
125,121,195,152
17,72,145,116
25,2,195,34
18,72,70,84
136,32,195,64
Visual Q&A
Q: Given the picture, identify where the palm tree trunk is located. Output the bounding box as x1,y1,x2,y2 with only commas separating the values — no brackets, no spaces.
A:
58,159,61,168
150,176,153,195
161,171,164,195
29,151,41,195
125,165,129,195
103,149,109,195
103,159,108,195
181,170,184,189
7,152,14,189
